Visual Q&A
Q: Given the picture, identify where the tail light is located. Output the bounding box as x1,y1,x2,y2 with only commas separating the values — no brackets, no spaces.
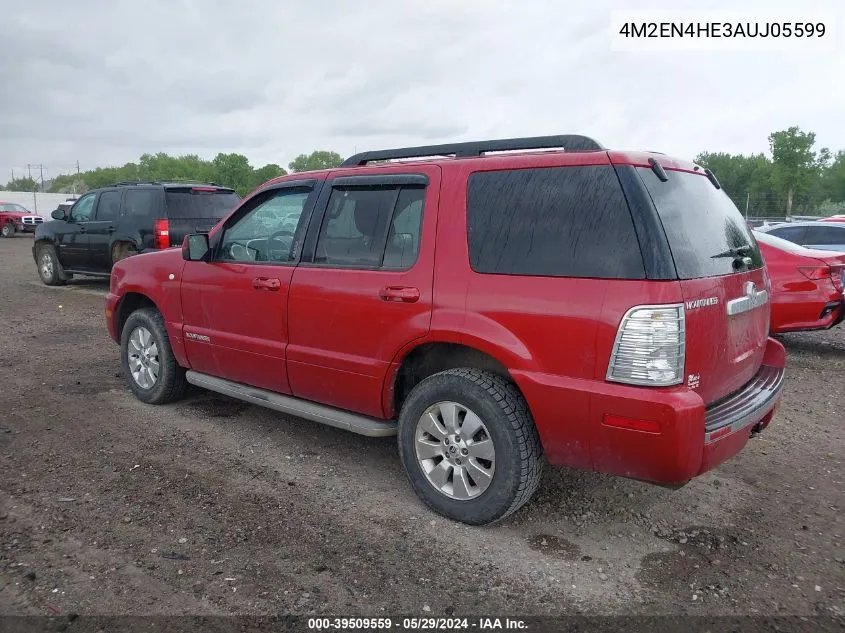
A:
799,265,844,294
153,219,170,249
606,304,685,387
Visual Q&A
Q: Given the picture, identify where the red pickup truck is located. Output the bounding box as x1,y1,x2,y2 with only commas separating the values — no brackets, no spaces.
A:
1,202,43,236
105,135,786,525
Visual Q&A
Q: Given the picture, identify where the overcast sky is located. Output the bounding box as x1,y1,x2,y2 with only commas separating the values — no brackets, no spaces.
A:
1,0,843,183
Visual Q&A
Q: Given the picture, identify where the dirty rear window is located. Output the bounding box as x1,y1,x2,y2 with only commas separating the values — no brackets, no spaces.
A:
639,168,764,279
165,188,241,219
466,166,645,279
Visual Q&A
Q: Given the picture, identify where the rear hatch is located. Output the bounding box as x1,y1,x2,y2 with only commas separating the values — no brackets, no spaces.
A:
163,186,241,245
638,166,770,405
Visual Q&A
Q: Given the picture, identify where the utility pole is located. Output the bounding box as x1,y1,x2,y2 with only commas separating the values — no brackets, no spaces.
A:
745,192,750,220
27,163,45,212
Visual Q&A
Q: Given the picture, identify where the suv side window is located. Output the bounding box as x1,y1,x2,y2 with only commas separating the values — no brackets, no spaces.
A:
218,188,311,263
467,166,645,279
70,193,96,222
95,190,122,221
123,188,159,217
803,225,844,246
314,185,425,269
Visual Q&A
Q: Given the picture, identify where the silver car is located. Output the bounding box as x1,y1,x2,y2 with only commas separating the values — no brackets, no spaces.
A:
755,221,845,252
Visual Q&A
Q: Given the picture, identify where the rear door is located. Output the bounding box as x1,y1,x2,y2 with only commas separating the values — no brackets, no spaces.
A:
286,167,439,418
87,188,123,270
802,225,845,252
638,167,769,404
164,186,241,247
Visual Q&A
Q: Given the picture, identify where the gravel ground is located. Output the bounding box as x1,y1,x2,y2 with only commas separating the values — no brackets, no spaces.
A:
1,235,843,618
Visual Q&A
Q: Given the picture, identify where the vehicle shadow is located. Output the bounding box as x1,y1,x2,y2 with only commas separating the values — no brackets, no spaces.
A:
777,333,845,357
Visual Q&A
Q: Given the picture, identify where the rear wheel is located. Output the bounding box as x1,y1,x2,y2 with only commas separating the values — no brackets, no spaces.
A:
120,308,187,404
36,243,66,286
397,368,543,525
1,223,14,238
112,242,138,265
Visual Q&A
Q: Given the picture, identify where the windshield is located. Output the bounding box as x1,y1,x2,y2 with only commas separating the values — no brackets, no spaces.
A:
639,167,764,279
164,188,241,219
1,203,28,213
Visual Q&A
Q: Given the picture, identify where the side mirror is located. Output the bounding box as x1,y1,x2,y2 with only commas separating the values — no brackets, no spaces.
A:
183,233,210,261
51,209,67,220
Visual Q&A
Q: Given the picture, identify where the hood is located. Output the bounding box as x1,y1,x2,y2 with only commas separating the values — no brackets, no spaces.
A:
1,212,35,219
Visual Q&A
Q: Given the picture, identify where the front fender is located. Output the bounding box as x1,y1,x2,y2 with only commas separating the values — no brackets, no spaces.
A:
108,249,188,366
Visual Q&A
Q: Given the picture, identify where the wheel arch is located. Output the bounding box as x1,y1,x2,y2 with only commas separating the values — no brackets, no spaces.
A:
115,292,161,341
386,339,525,419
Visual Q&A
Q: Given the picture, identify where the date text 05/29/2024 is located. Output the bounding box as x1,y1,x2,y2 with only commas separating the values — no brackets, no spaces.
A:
307,617,527,630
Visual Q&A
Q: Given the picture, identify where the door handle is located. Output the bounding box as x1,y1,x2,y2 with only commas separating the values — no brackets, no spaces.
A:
252,277,281,291
379,286,420,303
107,226,116,233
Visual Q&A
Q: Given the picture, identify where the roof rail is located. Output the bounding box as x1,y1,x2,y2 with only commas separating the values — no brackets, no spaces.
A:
111,180,160,187
340,134,606,167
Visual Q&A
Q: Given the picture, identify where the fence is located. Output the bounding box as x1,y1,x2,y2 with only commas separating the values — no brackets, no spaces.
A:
0,191,79,217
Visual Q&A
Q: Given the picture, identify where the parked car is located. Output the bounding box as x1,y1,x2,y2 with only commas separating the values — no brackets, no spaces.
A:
819,214,845,223
754,230,845,333
105,136,785,525
0,202,43,236
32,181,240,285
756,221,845,252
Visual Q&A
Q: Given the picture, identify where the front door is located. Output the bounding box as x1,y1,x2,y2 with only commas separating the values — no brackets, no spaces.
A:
287,166,440,418
179,182,320,394
86,188,123,271
56,192,97,269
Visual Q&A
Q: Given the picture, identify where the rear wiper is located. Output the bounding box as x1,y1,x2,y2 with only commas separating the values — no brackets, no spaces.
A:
711,244,753,259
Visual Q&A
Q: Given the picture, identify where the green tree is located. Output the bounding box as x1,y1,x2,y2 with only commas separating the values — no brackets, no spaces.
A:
211,153,255,196
250,163,287,190
5,177,39,192
768,127,820,217
819,150,845,204
288,150,344,173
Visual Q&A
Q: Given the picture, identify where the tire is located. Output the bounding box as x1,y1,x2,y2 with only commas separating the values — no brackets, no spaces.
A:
397,368,543,525
1,223,14,238
120,307,187,405
35,243,67,286
112,242,138,265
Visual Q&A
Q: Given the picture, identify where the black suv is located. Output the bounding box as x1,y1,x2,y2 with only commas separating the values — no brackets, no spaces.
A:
33,181,240,285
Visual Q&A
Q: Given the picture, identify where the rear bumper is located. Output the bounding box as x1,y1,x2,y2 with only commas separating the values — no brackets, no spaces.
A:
515,336,786,486
771,298,845,333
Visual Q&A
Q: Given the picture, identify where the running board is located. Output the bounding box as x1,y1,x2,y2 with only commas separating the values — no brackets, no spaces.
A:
185,371,397,437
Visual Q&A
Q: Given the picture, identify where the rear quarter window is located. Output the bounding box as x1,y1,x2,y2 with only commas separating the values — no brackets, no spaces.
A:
466,165,645,279
639,168,764,279
165,189,241,219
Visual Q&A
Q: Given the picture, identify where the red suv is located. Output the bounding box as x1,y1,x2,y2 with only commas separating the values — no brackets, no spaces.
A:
105,136,786,525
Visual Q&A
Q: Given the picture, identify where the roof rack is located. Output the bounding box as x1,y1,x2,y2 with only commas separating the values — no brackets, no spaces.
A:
111,180,160,187
341,134,606,167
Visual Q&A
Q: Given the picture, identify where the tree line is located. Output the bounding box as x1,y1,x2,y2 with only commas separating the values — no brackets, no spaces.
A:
3,129,844,217
2,150,344,198
695,127,845,218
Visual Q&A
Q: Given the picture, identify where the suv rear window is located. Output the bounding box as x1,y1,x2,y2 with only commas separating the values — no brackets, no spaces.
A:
164,188,240,219
466,166,645,279
639,168,764,279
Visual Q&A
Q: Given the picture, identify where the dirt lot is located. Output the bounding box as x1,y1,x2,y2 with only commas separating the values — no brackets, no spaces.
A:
1,235,843,618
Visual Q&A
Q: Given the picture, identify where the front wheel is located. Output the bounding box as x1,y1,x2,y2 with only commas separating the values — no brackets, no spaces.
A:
397,368,543,525
1,223,14,238
36,243,66,286
120,308,187,404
